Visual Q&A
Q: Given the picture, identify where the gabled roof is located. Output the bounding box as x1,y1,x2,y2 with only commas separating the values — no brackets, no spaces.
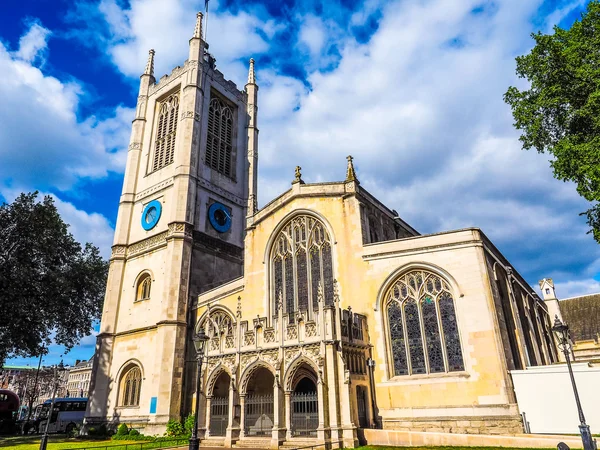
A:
560,293,600,341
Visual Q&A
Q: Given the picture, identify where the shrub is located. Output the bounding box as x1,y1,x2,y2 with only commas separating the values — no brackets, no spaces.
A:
129,429,140,436
165,419,184,437
116,423,129,436
183,414,195,436
88,423,109,437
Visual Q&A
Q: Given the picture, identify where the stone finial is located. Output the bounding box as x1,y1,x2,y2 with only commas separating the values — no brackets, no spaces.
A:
292,165,304,184
144,49,155,77
193,12,203,39
247,58,256,84
345,155,358,183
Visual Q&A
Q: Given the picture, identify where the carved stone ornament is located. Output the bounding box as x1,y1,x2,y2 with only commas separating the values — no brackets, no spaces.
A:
111,245,127,258
236,296,242,319
129,142,142,150
181,110,200,121
168,222,193,237
127,232,168,257
284,343,322,372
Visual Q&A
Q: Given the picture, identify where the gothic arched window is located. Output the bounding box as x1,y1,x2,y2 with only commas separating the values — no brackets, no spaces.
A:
120,365,142,407
271,215,334,320
206,97,233,177
136,274,151,301
152,93,179,171
200,309,235,352
385,270,464,376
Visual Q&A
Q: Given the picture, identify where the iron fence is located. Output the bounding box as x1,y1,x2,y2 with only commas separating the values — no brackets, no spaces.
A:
244,393,273,436
209,396,229,436
291,392,318,437
70,438,189,450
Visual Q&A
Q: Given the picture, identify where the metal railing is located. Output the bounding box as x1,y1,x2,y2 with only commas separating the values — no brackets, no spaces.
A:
70,438,189,450
287,441,344,450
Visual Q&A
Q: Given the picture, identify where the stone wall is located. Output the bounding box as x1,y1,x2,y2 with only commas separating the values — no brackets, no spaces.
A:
382,415,524,435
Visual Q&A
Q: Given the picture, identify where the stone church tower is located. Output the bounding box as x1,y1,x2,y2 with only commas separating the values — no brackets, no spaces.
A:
85,13,258,433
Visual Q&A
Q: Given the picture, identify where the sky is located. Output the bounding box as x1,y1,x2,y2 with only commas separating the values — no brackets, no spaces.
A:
2,0,599,368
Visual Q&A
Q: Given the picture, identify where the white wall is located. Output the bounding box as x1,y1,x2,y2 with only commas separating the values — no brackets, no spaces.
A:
511,363,600,434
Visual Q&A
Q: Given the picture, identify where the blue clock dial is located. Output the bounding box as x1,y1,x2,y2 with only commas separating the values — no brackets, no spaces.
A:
208,202,232,233
142,200,162,230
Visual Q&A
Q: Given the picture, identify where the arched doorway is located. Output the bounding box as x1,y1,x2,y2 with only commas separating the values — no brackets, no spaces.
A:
209,372,230,437
291,369,318,437
245,367,274,436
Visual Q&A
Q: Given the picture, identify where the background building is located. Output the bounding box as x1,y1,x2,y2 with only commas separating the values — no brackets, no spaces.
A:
67,358,94,398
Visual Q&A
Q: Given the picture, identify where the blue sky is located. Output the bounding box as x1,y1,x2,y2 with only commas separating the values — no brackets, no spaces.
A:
3,0,599,367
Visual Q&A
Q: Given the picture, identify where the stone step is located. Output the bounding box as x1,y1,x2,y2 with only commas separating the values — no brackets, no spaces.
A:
200,437,226,447
233,438,272,448
279,439,323,449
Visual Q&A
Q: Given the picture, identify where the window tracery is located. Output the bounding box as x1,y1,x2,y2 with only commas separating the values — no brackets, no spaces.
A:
136,274,151,302
152,93,179,171
120,366,142,407
206,97,234,177
385,269,464,376
271,215,334,319
203,310,234,338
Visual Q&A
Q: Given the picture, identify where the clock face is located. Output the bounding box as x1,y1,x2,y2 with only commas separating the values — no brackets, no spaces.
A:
141,200,162,231
208,202,232,233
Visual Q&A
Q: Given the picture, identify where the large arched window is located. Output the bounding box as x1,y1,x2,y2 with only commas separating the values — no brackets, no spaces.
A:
120,365,142,407
200,309,236,352
206,97,233,177
152,93,179,171
271,215,334,320
136,273,151,301
385,269,464,376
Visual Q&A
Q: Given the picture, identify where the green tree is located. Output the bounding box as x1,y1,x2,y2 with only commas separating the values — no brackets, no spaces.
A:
0,192,108,365
504,1,600,242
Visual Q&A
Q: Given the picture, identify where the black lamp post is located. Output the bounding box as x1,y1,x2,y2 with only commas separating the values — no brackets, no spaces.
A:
551,316,596,450
39,360,64,450
189,328,209,450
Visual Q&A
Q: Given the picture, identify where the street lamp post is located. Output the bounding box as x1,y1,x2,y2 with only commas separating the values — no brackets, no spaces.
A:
551,316,597,450
189,328,209,450
39,360,64,450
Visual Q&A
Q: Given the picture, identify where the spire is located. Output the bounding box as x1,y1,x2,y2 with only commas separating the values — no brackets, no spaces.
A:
247,58,256,85
345,155,358,183
193,12,203,39
144,49,155,77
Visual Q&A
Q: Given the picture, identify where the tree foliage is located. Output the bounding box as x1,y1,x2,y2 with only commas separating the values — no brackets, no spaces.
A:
0,192,108,365
504,1,600,242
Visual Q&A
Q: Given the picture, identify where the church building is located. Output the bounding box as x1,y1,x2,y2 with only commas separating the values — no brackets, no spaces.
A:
85,13,560,448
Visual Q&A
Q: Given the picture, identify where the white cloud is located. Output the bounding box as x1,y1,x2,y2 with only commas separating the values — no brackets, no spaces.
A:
0,22,134,192
14,20,52,64
555,279,600,299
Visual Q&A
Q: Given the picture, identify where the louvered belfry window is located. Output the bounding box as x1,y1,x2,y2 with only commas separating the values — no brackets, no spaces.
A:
206,97,233,176
152,93,179,171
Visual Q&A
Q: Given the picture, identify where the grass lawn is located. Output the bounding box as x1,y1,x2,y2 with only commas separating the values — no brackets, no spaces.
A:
0,435,136,450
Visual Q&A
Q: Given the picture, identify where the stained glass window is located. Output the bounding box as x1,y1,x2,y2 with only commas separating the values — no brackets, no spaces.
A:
386,270,465,376
322,243,334,305
271,215,334,319
310,247,320,310
439,292,464,371
405,300,426,374
297,248,308,311
388,301,408,375
285,254,295,316
422,297,444,373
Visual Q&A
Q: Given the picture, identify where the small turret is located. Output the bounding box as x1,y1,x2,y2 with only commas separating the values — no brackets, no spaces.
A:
189,12,204,62
246,58,259,216
345,155,358,183
144,49,155,79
